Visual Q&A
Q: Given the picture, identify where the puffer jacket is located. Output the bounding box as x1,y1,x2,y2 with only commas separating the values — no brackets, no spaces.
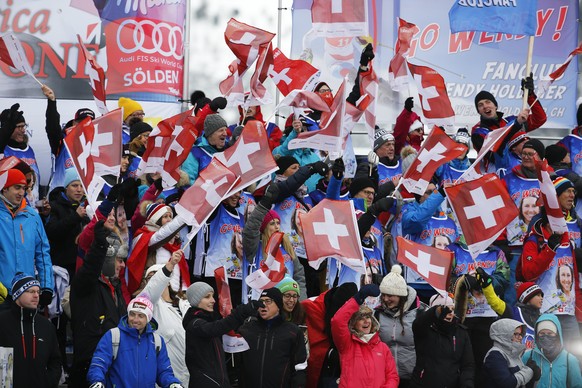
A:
332,298,399,388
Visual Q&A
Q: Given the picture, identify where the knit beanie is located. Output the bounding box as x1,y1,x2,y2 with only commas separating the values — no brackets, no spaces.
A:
276,276,300,296
429,292,455,307
260,287,284,312
276,156,300,175
536,320,558,335
2,168,26,189
507,130,528,150
145,203,172,226
11,272,40,301
348,305,374,333
130,121,152,142
474,90,498,110
349,177,376,198
379,265,408,296
186,282,214,308
517,282,543,304
75,108,95,121
127,294,154,322
454,127,471,146
400,146,418,175
553,177,575,198
373,128,394,151
145,264,165,278
522,139,546,159
260,210,280,233
118,97,143,121
545,144,568,165
203,114,227,138
408,119,423,134
63,168,80,188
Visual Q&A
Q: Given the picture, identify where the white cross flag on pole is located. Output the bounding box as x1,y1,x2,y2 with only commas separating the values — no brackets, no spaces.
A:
245,232,287,291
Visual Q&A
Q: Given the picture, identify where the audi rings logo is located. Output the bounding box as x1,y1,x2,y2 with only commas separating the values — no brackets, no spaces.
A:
116,19,184,60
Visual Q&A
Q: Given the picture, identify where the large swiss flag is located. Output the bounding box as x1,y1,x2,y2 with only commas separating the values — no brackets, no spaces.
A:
269,48,321,97
388,18,419,91
245,232,287,290
311,0,367,37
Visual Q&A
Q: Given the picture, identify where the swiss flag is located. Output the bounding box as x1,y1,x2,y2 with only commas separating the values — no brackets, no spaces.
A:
214,120,278,195
278,89,330,114
249,42,274,105
445,174,519,257
215,266,250,352
269,48,321,96
175,158,240,228
407,62,455,132
299,199,364,270
245,232,287,290
396,236,453,293
388,18,419,91
77,35,108,115
402,126,467,195
538,41,582,97
0,33,35,78
311,0,367,37
137,109,197,188
288,78,347,153
535,160,568,234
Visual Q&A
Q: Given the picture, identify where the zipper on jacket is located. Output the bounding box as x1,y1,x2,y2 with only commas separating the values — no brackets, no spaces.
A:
20,224,24,243
259,327,269,387
203,372,220,386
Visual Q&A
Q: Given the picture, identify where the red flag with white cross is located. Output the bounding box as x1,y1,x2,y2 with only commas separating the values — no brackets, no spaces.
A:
137,108,197,189
77,34,108,115
299,199,364,270
269,48,321,96
535,160,569,234
401,126,467,195
215,266,250,352
445,173,519,257
214,120,278,195
245,232,287,291
310,0,367,37
388,18,419,91
396,236,453,293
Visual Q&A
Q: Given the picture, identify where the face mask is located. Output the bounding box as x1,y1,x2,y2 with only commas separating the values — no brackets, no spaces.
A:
538,334,561,359
320,91,334,107
510,341,526,356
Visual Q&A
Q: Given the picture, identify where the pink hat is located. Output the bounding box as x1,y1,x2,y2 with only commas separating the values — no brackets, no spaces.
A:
127,294,154,322
260,210,280,233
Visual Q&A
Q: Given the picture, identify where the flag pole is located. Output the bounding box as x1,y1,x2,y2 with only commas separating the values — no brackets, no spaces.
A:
521,36,535,109
275,0,284,128
181,0,192,113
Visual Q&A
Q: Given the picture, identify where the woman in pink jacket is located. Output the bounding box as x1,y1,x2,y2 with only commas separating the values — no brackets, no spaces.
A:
331,283,399,388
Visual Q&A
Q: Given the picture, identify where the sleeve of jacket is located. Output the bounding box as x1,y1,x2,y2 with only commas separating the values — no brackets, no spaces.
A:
393,108,415,155
458,331,475,388
276,166,312,199
520,236,557,281
242,203,269,264
46,322,63,387
186,311,246,338
131,183,162,231
482,350,520,388
45,99,62,156
291,255,308,301
412,306,438,338
402,193,445,235
268,124,283,150
326,175,342,200
331,297,359,353
291,327,308,388
525,94,547,132
181,152,199,185
143,266,171,303
73,229,108,296
272,129,298,158
155,338,181,387
566,353,582,387
491,249,510,296
482,284,512,318
381,346,400,388
193,104,215,138
87,330,114,385
44,206,83,241
34,215,54,291
149,215,187,248
78,215,101,254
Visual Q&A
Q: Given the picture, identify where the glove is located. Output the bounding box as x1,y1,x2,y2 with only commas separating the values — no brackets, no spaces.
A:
120,177,140,197
153,177,164,191
376,181,396,199
93,220,110,245
547,233,563,251
436,305,453,320
89,383,105,388
369,197,395,217
475,267,493,289
526,359,541,381
309,161,329,176
359,43,375,67
521,72,535,94
332,158,344,180
463,274,480,291
404,97,414,112
260,183,280,208
97,199,115,218
354,283,380,304
107,183,122,203
209,96,227,111
367,150,379,166
39,289,53,308
0,103,24,134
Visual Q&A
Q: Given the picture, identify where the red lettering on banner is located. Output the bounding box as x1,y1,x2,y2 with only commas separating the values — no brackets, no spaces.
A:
511,188,541,202
478,32,495,44
279,199,293,211
449,31,475,54
557,256,573,267
219,224,242,234
536,8,554,37
0,2,50,35
409,23,439,57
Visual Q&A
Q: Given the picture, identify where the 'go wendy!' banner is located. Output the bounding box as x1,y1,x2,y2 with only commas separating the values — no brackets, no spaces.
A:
0,0,186,102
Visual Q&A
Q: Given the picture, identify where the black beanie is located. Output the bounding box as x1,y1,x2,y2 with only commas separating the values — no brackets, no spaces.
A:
276,156,300,175
130,121,153,142
474,91,498,110
260,287,284,312
522,139,545,159
545,144,568,165
349,177,376,198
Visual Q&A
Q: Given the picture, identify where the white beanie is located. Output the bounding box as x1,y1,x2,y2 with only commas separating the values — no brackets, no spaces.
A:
379,265,408,296
186,282,214,308
429,292,455,307
536,320,558,335
127,294,154,322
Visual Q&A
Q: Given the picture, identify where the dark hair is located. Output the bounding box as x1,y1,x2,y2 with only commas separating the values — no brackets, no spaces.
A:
555,265,573,293
282,299,306,325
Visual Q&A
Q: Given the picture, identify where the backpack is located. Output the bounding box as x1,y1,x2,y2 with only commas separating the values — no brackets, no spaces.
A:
110,327,162,360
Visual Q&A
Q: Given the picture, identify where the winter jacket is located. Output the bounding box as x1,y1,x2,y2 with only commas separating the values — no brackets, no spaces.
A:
143,265,190,385
0,303,61,387
375,286,424,381
87,316,181,388
183,305,252,388
393,108,422,156
522,314,582,388
301,289,331,388
0,198,53,293
483,319,534,388
238,315,307,388
401,191,445,236
331,298,399,388
182,135,224,183
410,306,475,388
44,187,90,276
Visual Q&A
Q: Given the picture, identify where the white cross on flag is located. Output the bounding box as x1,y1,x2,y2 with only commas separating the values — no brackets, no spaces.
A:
249,42,274,106
402,126,467,195
310,0,367,37
214,120,278,195
407,62,455,133
269,48,321,96
175,158,240,228
278,89,330,115
445,173,519,257
300,199,364,270
288,78,347,153
77,35,108,115
388,18,419,92
137,108,198,189
535,159,569,234
245,232,287,291
0,33,36,81
396,236,453,293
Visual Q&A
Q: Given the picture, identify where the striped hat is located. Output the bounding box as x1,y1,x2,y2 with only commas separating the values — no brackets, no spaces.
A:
145,203,172,226
553,177,574,198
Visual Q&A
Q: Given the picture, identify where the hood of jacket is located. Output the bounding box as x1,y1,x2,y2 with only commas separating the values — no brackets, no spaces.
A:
534,313,563,348
489,318,526,356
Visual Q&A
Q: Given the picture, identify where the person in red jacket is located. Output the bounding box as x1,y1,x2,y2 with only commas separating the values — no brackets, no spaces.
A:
331,284,399,388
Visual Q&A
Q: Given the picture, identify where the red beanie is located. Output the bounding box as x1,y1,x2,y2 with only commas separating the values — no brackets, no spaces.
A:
2,169,26,189
260,210,280,233
517,282,543,304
